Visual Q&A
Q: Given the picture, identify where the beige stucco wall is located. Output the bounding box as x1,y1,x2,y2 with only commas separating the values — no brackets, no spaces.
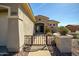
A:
7,8,35,52
18,8,34,35
7,18,19,52
0,4,34,52
55,34,73,53
18,19,24,51
0,3,20,16
12,8,34,52
0,12,8,46
0,4,21,52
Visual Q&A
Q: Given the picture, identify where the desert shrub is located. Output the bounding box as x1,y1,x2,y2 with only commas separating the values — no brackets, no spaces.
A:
46,32,53,36
75,31,79,39
58,26,69,35
45,27,52,35
45,27,51,33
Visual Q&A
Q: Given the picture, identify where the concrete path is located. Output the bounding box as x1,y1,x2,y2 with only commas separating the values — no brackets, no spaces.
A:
28,45,51,56
28,50,51,56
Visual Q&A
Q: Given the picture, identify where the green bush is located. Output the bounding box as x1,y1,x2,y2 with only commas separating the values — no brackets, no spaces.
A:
58,26,69,35
46,32,53,36
45,27,51,33
76,34,79,39
76,31,79,39
45,27,52,35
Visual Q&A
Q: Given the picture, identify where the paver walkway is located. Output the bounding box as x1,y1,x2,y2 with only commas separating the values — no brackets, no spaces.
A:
28,50,51,56
28,45,51,56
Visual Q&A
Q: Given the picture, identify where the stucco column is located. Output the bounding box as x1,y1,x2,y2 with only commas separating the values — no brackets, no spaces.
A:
7,17,19,52
7,17,24,52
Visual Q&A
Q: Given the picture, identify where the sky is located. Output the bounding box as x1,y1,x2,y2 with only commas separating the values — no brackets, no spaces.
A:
30,3,79,26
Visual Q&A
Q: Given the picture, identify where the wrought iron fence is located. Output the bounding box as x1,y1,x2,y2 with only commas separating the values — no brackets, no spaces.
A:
24,35,54,45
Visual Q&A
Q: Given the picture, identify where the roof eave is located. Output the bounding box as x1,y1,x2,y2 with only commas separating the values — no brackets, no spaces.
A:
21,3,36,23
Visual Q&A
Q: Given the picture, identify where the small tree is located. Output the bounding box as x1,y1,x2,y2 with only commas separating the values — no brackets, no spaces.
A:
58,26,69,35
45,27,52,35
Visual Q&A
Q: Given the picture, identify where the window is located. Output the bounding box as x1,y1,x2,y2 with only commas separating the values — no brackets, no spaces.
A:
50,24,52,26
49,24,52,26
53,24,55,26
39,19,41,21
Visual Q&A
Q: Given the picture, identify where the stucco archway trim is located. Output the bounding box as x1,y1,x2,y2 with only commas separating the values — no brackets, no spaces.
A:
0,5,11,16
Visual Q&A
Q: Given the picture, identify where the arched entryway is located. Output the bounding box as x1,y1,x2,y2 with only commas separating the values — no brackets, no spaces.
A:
35,23,44,34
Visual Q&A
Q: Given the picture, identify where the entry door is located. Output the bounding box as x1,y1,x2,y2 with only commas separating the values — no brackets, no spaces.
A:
0,13,8,46
40,26,44,33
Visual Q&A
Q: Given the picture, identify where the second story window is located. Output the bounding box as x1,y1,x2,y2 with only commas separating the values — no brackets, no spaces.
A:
48,24,52,26
49,24,56,26
50,24,52,26
53,24,55,26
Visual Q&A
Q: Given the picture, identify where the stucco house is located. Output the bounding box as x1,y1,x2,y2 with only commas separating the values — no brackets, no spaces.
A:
66,25,79,32
0,3,35,52
35,15,60,34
